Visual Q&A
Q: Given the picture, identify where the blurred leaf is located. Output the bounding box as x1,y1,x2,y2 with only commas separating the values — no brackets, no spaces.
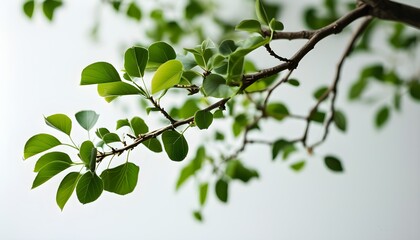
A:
126,2,142,21
179,99,200,119
309,111,326,124
333,110,347,132
56,172,81,210
287,79,300,87
195,110,213,130
185,0,204,19
151,59,183,94
348,79,368,100
213,109,224,119
203,74,236,98
76,171,103,204
34,151,72,172
193,210,203,222
162,130,189,161
313,86,329,100
44,113,72,136
42,0,62,21
215,178,228,203
101,162,140,195
235,19,262,33
226,160,259,183
361,64,384,81
175,146,205,190
199,183,209,206
23,0,35,18
124,46,148,78
32,161,71,189
409,81,420,101
75,110,99,131
393,92,402,111
282,144,297,160
375,106,390,128
290,160,306,172
266,102,289,121
219,40,238,56
24,133,61,159
324,155,344,172
255,0,280,25
269,19,284,31
272,139,291,160
81,62,121,85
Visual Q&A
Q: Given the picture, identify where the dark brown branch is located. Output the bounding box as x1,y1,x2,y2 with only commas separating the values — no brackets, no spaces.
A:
264,44,290,62
148,96,177,124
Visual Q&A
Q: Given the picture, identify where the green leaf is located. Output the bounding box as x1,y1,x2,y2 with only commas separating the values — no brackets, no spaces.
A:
199,183,209,206
81,62,121,85
126,2,142,21
102,133,121,144
116,119,130,130
219,40,238,56
393,92,402,111
42,0,62,21
101,162,140,195
194,110,213,130
34,152,72,172
256,0,270,25
313,86,329,100
23,0,35,18
142,138,163,153
162,130,189,161
235,19,262,33
147,42,176,70
179,99,200,119
89,147,97,172
213,109,224,119
44,113,72,135
334,110,347,132
287,79,300,87
56,172,81,210
97,82,141,101
76,171,104,204
185,0,205,19
272,139,290,160
79,141,94,167
309,111,326,124
130,116,148,136
324,155,344,172
32,161,71,189
282,144,297,160
193,210,203,222
95,128,110,139
175,146,205,190
266,102,289,121
215,178,228,203
361,64,384,81
226,160,259,183
124,46,148,78
409,81,420,101
348,78,368,100
24,133,61,159
269,19,284,31
290,161,306,172
375,106,390,128
151,59,183,94
202,74,236,98
75,110,99,131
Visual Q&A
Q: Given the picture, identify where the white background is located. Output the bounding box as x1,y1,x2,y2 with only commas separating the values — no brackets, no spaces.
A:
1,0,419,239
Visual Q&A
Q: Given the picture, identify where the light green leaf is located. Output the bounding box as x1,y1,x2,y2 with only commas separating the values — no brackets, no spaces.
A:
266,102,289,121
76,171,103,204
151,59,183,94
32,161,71,189
75,110,99,131
269,19,284,31
334,110,347,132
199,182,208,206
79,141,94,167
215,178,228,203
176,146,205,190
194,110,213,130
24,133,61,159
81,62,121,85
235,19,262,33
147,42,176,70
97,82,141,101
56,172,81,210
256,0,270,25
124,46,148,78
324,155,344,172
34,151,72,172
290,161,305,172
162,130,189,161
23,0,35,18
101,162,140,195
202,74,236,98
44,113,72,135
42,0,62,21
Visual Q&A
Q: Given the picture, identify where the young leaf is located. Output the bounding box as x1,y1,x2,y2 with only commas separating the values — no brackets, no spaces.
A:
269,19,284,31
375,106,390,128
324,155,344,172
76,171,104,204
203,74,236,98
194,110,213,130
333,110,347,132
80,62,121,85
151,59,183,94
124,46,148,78
255,0,270,25
101,162,140,195
235,19,262,33
193,211,203,222
116,119,130,130
24,133,61,159
290,161,306,172
162,130,189,161
199,183,209,206
97,82,142,100
126,2,142,21
75,110,99,131
23,0,35,18
44,113,72,136
56,172,81,210
42,0,62,21
147,42,176,70
34,151,72,172
215,178,228,203
32,161,71,189
79,141,94,167
95,128,110,139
